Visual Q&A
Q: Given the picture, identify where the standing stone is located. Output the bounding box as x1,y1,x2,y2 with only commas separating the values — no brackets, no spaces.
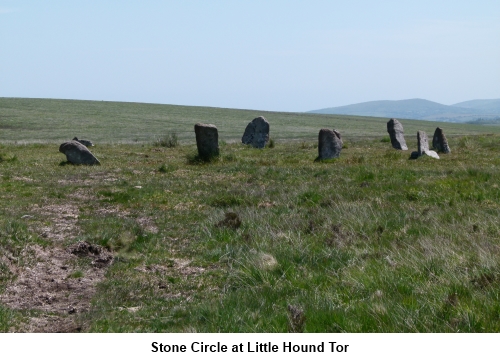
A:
387,119,408,150
194,123,219,160
412,131,439,159
317,129,343,160
417,130,429,156
432,127,451,153
59,140,100,165
241,116,270,148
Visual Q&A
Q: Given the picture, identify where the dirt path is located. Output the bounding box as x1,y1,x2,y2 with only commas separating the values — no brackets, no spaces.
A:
0,203,113,332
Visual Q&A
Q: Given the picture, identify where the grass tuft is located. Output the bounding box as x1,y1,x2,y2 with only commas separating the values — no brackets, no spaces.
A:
153,132,179,148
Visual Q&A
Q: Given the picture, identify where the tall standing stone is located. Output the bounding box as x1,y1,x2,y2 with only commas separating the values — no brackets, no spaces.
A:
59,140,100,165
194,123,219,160
242,116,270,148
387,118,408,150
317,129,343,160
417,130,429,156
411,130,439,159
432,127,451,153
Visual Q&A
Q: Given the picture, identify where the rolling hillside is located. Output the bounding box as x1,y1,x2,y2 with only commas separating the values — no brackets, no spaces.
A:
309,98,500,123
1,98,499,145
452,99,500,113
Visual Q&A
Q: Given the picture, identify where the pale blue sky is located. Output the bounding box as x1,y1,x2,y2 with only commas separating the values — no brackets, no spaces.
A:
1,0,499,111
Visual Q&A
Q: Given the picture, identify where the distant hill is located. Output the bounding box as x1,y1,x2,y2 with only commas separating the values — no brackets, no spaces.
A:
451,99,500,113
309,98,500,123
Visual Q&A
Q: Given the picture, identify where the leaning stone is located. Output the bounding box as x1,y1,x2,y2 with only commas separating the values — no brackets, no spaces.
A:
317,129,343,160
194,123,219,160
73,137,94,147
242,116,270,148
59,141,100,165
387,118,408,150
417,130,429,156
432,127,451,153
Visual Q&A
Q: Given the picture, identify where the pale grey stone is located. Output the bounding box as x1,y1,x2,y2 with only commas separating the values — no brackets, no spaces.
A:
417,130,429,156
59,140,100,165
423,150,440,159
410,131,440,160
317,129,342,160
194,123,219,160
242,116,270,148
387,119,408,150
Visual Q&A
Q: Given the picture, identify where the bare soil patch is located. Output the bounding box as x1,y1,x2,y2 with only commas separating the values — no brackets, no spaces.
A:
1,197,115,332
0,242,112,332
32,203,80,243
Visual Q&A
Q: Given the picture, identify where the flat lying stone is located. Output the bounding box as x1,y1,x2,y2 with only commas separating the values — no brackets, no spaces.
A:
422,150,440,159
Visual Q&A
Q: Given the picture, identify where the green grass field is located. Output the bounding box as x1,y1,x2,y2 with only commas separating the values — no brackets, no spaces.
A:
2,98,499,144
1,98,500,332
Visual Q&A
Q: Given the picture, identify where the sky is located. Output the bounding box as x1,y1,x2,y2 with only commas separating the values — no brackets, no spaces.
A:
1,0,499,112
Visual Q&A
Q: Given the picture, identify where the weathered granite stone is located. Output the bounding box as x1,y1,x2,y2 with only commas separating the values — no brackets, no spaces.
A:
59,140,100,165
194,123,219,160
317,129,343,160
242,116,270,148
417,130,429,156
73,137,94,147
410,131,439,159
387,119,408,150
432,127,451,153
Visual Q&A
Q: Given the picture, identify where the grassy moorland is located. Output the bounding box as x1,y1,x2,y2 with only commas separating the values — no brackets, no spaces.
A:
2,97,500,144
1,98,500,332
